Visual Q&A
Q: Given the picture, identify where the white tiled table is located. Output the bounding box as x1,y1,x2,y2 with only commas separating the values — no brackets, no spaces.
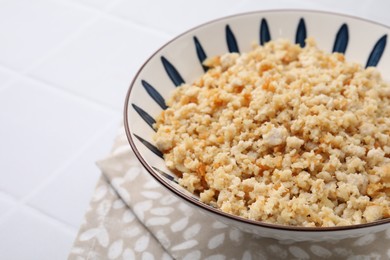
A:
0,0,389,259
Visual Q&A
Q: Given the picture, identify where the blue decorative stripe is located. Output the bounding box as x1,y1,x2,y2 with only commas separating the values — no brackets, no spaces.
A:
260,18,271,45
193,36,208,72
141,80,167,110
134,134,163,158
161,56,185,87
296,18,307,47
152,166,178,183
225,25,239,53
132,103,156,131
333,23,349,54
366,34,387,67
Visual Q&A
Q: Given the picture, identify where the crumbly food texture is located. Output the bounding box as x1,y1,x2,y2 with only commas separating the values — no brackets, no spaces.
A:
154,38,390,227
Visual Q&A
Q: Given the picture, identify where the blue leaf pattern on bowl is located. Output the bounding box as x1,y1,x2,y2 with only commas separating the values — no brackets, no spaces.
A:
194,36,208,72
333,23,349,54
161,56,185,87
141,80,167,110
132,103,156,131
134,134,163,158
366,34,387,67
225,25,239,53
296,18,307,47
260,18,271,45
132,19,387,186
152,166,178,183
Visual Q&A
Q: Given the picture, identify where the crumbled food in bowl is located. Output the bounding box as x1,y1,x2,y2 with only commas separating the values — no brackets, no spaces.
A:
154,38,390,227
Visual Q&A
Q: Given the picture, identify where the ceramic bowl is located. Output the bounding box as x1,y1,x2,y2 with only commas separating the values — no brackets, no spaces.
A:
124,10,390,241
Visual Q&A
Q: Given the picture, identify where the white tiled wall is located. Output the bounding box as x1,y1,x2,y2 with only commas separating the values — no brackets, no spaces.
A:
0,0,389,259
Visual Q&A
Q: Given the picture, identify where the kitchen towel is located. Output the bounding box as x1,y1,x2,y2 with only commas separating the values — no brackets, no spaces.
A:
69,126,390,259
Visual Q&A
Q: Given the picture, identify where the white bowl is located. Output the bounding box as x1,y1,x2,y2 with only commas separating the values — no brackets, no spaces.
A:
124,10,390,241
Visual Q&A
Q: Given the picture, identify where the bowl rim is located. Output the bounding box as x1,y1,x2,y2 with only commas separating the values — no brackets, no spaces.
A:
124,9,390,232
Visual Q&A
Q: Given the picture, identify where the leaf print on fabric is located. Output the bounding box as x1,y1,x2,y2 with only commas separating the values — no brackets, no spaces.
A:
212,221,228,229
70,246,84,255
242,250,252,260
124,166,142,182
353,233,376,246
108,185,117,196
122,248,135,259
97,199,112,218
267,244,288,259
208,233,225,249
288,246,310,260
141,191,163,199
143,177,161,189
333,247,352,257
204,254,226,260
92,185,107,202
145,217,170,226
86,251,99,259
182,250,202,260
108,239,123,259
228,229,243,243
178,202,192,212
122,226,141,238
155,230,171,248
183,223,202,240
159,194,179,205
133,200,153,221
97,227,110,247
78,226,110,248
162,252,173,260
135,234,150,252
150,207,174,216
171,240,199,251
122,209,135,223
111,177,124,187
79,228,100,241
112,199,125,209
115,186,131,203
310,245,332,258
141,252,155,260
170,217,189,232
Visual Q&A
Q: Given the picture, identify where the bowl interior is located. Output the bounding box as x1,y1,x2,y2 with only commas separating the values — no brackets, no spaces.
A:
124,10,390,232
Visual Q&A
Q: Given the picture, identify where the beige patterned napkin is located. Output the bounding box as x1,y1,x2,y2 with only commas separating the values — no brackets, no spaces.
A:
69,126,390,259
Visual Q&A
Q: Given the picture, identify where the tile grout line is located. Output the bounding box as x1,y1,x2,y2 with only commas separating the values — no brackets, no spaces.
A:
26,205,78,235
24,205,78,235
34,0,174,74
0,193,78,236
0,64,122,115
62,0,174,39
27,75,122,115
0,119,121,231
61,0,116,12
0,1,120,238
99,10,174,39
0,0,171,108
0,190,18,202
23,0,124,73
0,0,121,94
0,0,173,238
23,118,120,202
